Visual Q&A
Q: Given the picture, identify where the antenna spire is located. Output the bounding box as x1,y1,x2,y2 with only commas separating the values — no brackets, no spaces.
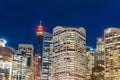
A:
40,20,42,26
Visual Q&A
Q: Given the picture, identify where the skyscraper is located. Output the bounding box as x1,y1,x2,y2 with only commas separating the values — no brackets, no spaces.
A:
18,44,34,67
86,46,95,75
95,37,104,67
51,26,86,80
104,28,120,80
18,44,34,80
93,37,105,80
12,50,28,80
42,32,52,80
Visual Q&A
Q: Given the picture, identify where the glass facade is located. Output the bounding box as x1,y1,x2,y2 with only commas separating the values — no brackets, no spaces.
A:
42,32,52,80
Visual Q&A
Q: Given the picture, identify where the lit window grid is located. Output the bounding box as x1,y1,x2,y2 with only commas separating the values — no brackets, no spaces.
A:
104,28,120,79
52,27,85,80
42,32,52,80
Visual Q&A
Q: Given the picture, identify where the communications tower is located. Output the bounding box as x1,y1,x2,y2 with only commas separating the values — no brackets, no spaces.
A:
36,21,44,80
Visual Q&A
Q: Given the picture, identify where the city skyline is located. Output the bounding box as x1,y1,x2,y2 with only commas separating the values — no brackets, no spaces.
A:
0,0,120,51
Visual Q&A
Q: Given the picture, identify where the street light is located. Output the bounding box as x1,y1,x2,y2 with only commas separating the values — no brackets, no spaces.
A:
36,21,44,80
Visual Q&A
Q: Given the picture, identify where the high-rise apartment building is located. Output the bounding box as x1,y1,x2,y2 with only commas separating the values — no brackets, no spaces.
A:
12,50,28,80
104,28,120,80
18,44,34,80
18,44,34,67
42,32,52,80
93,37,105,80
51,26,86,80
95,37,104,67
86,46,95,74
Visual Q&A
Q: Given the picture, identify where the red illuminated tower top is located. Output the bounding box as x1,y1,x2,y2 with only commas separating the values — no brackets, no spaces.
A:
36,21,44,36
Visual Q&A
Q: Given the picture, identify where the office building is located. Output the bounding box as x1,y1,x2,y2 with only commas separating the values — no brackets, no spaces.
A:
18,44,34,67
51,26,86,80
42,32,52,80
104,28,120,80
0,39,15,80
12,50,28,80
86,46,95,75
12,44,34,80
95,37,104,67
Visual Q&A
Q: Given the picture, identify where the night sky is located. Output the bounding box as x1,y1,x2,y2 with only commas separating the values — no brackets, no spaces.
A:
0,0,120,52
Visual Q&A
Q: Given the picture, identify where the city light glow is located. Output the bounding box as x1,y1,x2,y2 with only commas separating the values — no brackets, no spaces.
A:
0,38,7,47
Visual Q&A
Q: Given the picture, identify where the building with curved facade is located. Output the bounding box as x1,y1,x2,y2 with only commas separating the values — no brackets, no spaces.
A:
51,26,86,80
104,28,120,80
0,46,15,80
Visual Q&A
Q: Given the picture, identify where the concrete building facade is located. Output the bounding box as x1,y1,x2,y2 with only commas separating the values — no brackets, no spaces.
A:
104,28,120,80
86,46,95,75
51,26,86,80
12,44,34,80
0,46,14,80
95,37,105,67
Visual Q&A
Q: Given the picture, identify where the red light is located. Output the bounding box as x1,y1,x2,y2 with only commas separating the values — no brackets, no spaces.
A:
35,76,40,80
37,26,43,32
